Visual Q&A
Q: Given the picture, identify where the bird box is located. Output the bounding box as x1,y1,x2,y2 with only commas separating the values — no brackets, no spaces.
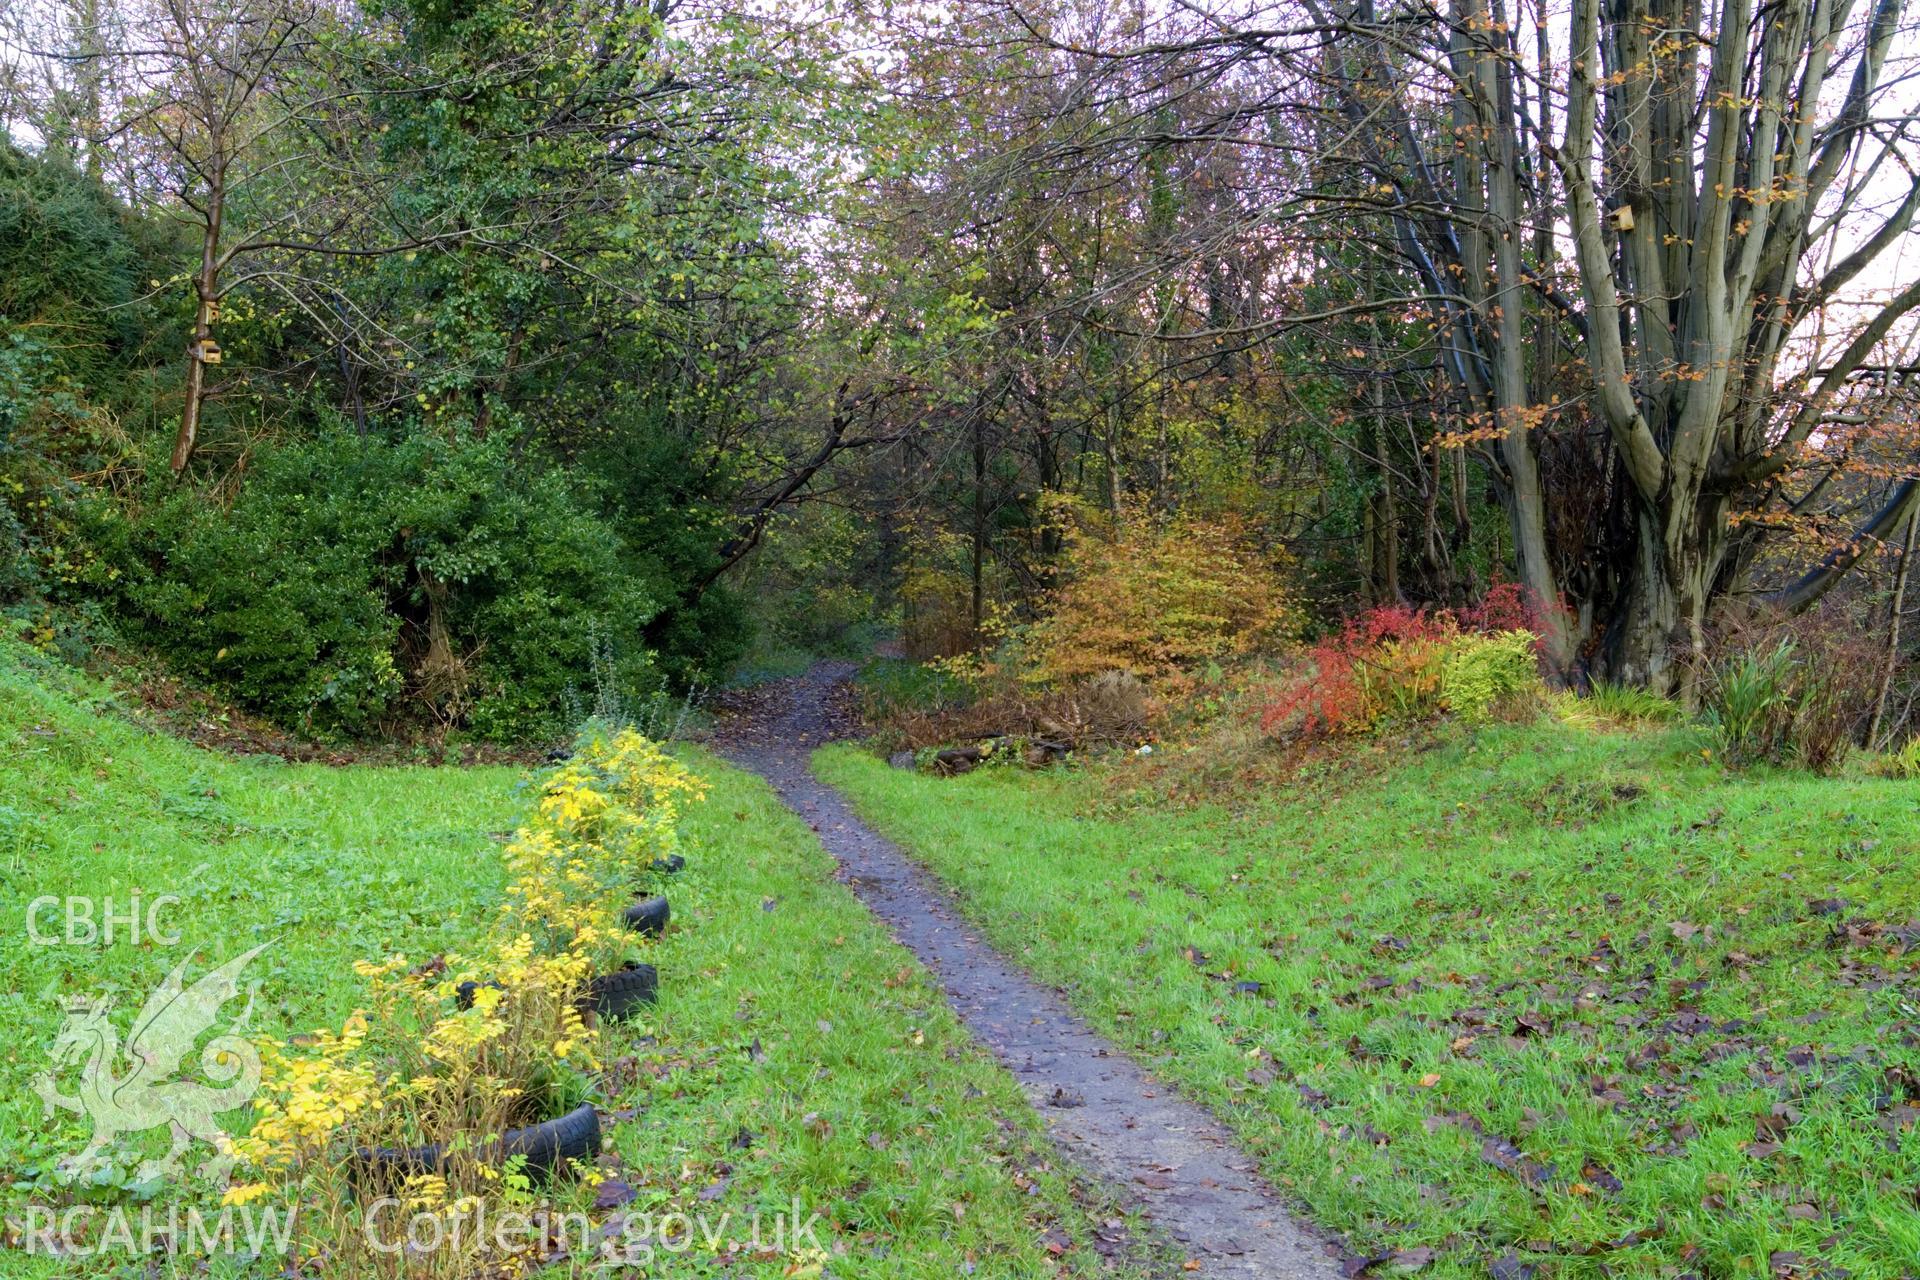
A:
1608,205,1635,233
196,338,223,365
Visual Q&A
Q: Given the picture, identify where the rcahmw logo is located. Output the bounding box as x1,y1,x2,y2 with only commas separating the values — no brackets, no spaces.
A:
31,942,269,1186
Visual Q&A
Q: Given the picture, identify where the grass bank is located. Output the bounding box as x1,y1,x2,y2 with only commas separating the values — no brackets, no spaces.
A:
1,646,1143,1277
819,717,1920,1279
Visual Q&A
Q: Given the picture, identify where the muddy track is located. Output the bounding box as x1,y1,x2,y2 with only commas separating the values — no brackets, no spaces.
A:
714,662,1337,1280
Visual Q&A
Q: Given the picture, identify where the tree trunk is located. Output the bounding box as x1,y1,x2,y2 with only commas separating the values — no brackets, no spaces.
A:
1365,290,1400,604
1869,503,1919,747
170,155,224,476
173,344,208,476
1462,0,1574,674
1605,497,1721,699
971,413,986,637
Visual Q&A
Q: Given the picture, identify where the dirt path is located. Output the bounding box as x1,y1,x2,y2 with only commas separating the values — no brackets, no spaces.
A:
714,663,1337,1280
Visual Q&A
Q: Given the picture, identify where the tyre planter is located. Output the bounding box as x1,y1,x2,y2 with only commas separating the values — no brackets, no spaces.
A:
355,1103,601,1186
455,967,656,1021
583,962,657,1021
623,894,670,936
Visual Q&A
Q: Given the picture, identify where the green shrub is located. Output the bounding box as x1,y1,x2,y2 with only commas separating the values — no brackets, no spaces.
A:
1438,630,1541,722
1,148,169,616
115,432,666,739
0,483,31,603
0,145,150,373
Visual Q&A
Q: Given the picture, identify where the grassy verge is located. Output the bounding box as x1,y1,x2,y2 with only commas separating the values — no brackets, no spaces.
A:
1,647,1145,1277
819,717,1920,1279
1,643,520,1192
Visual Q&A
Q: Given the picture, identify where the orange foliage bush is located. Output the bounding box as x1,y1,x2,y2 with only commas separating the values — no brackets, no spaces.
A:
1025,511,1298,686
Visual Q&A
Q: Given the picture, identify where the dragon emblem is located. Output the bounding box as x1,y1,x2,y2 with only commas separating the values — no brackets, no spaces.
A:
32,942,270,1187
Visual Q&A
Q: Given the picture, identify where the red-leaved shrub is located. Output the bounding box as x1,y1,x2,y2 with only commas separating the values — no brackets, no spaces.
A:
1456,581,1539,634
1260,606,1454,735
1261,585,1552,737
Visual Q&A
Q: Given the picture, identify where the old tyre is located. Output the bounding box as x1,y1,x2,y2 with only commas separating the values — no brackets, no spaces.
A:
453,979,506,1010
583,962,657,1021
356,1103,602,1185
623,894,670,936
499,1103,601,1179
650,854,686,875
454,969,654,1022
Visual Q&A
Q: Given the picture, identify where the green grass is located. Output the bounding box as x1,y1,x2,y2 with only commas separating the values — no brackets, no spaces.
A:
1,645,520,1187
819,717,1920,1279
0,645,1148,1278
618,754,1151,1277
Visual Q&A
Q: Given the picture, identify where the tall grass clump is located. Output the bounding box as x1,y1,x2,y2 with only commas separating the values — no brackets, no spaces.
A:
1701,608,1877,771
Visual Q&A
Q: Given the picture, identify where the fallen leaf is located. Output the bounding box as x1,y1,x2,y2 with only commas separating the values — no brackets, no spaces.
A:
593,1179,637,1210
1513,1010,1552,1037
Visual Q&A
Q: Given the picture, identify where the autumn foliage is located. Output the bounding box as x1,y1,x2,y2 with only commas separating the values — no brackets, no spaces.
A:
1025,511,1298,687
1262,588,1545,737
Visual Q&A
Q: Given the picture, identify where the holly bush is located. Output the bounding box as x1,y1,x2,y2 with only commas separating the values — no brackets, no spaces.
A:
112,432,667,740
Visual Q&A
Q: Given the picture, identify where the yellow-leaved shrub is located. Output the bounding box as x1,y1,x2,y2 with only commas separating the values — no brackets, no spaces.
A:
1025,509,1298,687
225,728,706,1278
